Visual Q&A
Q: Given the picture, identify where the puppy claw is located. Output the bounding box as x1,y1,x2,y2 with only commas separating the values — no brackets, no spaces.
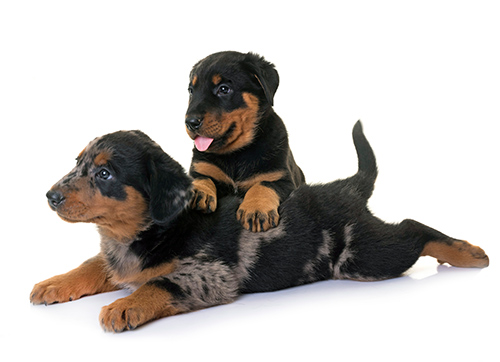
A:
100,303,132,333
30,277,81,305
100,301,163,333
238,208,280,233
191,180,217,213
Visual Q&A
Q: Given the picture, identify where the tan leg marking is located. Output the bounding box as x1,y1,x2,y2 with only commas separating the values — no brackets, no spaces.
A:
109,259,179,290
237,171,284,191
99,284,182,332
421,240,489,268
237,184,280,232
191,161,235,186
30,255,118,305
191,178,217,213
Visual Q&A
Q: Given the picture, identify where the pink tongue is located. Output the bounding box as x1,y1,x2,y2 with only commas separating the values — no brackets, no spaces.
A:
194,136,214,152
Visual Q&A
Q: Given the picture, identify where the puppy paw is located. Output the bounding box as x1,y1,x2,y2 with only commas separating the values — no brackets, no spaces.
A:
191,178,217,213
99,285,180,332
30,275,90,305
237,205,279,232
30,257,116,305
423,239,489,268
237,185,281,232
100,299,148,333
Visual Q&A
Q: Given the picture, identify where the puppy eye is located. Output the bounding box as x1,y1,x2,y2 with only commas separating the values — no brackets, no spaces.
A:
96,169,112,180
217,84,231,96
188,87,193,95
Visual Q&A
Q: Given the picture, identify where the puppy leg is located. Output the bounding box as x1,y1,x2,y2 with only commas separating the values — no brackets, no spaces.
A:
401,219,489,268
100,258,239,332
30,254,118,305
191,178,217,213
100,283,182,332
237,184,280,232
421,239,489,268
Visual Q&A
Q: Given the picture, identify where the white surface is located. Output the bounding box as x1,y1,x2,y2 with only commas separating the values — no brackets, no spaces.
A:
1,1,499,361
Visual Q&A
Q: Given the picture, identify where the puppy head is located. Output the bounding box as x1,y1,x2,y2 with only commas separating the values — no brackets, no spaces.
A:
47,131,192,242
185,51,279,154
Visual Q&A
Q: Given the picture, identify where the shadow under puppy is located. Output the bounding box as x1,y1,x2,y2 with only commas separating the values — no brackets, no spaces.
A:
31,122,489,332
185,51,305,232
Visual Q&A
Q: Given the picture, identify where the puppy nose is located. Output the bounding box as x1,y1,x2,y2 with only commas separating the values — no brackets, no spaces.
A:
46,190,65,209
185,116,203,132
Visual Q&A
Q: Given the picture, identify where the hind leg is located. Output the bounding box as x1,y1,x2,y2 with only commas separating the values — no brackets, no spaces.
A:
401,219,489,268
421,239,489,268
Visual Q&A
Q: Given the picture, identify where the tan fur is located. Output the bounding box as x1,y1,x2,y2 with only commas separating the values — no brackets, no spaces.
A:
238,171,285,191
94,186,150,242
212,74,222,84
99,284,183,332
237,184,280,232
55,184,150,243
77,147,86,159
109,259,179,290
94,151,111,166
188,92,260,154
217,92,260,153
192,161,284,192
30,255,118,305
421,240,489,268
191,178,217,212
192,161,235,187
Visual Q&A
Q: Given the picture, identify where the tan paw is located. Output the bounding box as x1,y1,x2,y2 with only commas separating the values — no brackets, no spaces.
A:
30,275,86,305
423,239,489,268
191,178,217,213
237,206,279,232
99,285,181,332
100,299,149,332
30,256,115,305
237,184,281,232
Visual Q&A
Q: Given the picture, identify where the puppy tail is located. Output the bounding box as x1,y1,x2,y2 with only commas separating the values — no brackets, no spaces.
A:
351,120,378,199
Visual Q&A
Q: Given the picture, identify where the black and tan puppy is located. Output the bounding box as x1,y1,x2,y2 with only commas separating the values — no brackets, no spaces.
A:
31,122,489,332
185,51,305,232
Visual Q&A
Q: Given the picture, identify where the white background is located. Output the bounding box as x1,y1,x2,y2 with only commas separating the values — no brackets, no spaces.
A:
1,1,499,361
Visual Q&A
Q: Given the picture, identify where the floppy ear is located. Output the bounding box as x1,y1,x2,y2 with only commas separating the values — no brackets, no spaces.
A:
244,52,279,106
147,149,192,225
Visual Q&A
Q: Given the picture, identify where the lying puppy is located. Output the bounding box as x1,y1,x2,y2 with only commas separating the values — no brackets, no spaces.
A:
185,51,305,232
30,122,489,332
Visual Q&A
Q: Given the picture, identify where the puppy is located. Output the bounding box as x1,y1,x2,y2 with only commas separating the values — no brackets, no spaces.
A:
185,51,305,232
30,122,489,332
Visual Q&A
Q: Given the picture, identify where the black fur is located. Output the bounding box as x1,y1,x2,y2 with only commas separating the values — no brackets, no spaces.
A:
185,51,305,232
32,121,489,332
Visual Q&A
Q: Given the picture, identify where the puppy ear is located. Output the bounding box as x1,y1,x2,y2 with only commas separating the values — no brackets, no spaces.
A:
147,149,192,225
244,52,279,106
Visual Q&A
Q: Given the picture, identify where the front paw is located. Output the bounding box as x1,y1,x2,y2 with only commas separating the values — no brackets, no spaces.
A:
30,256,115,305
30,275,87,305
191,179,217,213
100,299,148,333
237,184,281,232
99,285,180,332
237,205,279,232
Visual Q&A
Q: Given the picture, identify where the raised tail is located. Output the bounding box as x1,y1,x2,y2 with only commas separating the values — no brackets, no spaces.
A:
351,120,378,199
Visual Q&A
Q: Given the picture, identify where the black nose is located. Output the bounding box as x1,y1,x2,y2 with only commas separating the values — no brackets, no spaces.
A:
46,190,65,209
185,116,203,132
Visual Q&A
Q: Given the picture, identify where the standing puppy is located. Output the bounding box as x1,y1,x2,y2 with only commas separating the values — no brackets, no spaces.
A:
185,51,305,232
